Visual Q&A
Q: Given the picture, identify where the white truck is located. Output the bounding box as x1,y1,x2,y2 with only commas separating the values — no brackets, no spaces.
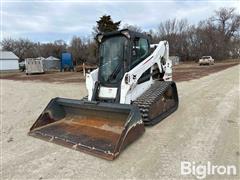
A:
199,56,214,65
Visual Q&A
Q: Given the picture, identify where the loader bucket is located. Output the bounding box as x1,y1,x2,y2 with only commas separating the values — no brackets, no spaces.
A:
29,97,145,160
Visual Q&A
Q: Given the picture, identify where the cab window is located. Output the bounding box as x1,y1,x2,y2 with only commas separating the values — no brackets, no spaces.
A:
131,37,149,68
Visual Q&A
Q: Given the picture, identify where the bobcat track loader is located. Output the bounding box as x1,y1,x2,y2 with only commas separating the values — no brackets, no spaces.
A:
29,29,179,160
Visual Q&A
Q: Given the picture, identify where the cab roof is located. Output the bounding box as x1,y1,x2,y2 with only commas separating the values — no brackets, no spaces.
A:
96,29,150,42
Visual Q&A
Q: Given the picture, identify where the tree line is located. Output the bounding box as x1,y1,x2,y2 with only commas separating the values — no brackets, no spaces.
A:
1,7,239,64
1,37,97,65
152,7,240,61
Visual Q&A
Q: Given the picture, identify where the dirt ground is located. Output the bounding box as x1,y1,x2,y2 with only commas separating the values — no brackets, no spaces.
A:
0,71,85,84
1,64,239,179
173,61,239,82
0,61,239,83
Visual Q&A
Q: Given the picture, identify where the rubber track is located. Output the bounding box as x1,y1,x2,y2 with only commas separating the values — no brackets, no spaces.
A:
133,81,178,126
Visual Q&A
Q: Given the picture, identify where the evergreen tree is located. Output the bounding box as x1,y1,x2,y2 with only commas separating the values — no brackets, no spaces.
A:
95,15,121,34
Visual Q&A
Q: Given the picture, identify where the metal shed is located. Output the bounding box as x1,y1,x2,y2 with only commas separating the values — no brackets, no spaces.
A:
0,51,19,70
43,56,60,71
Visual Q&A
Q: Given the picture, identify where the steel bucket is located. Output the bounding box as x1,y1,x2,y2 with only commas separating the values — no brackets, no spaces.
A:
29,97,145,160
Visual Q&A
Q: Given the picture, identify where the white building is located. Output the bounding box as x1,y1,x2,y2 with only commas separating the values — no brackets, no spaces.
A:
0,51,19,70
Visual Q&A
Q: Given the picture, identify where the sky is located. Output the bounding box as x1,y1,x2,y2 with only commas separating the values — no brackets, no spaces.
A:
2,0,240,43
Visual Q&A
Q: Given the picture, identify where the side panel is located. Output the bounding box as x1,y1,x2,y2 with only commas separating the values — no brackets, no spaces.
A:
163,59,172,81
120,41,170,104
0,60,19,70
86,68,98,101
125,80,152,104
25,59,44,74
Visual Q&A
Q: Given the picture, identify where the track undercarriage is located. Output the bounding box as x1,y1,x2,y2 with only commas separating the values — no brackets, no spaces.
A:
134,81,179,125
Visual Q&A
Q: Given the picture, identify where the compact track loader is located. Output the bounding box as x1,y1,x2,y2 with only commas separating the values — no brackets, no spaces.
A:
29,29,179,160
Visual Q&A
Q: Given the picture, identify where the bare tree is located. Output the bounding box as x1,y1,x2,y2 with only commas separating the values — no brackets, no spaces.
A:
1,38,15,51
212,8,240,37
156,7,240,60
1,38,37,60
123,23,143,32
39,40,67,59
53,40,67,58
157,18,191,60
210,7,240,59
69,36,82,64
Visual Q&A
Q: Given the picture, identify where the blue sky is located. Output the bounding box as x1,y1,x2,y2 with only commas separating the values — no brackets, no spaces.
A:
2,0,240,43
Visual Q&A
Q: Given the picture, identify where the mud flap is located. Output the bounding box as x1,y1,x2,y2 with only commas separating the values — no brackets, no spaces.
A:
28,98,145,160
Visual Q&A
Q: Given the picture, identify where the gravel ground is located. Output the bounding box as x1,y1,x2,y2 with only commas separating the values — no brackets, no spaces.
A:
1,65,239,179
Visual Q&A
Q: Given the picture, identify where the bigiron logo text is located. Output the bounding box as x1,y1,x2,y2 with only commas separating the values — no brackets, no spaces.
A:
181,161,237,179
